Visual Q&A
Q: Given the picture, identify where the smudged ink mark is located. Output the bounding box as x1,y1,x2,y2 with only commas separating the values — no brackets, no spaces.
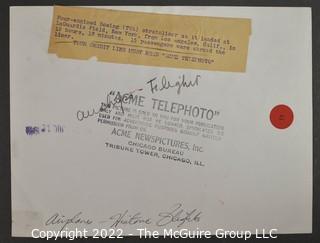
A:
25,126,39,136
26,124,64,135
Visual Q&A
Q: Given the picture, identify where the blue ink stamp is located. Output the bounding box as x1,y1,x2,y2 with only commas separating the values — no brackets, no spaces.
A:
25,126,39,136
26,124,64,136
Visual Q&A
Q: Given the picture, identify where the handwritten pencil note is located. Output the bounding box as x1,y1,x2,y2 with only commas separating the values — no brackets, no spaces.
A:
48,6,251,72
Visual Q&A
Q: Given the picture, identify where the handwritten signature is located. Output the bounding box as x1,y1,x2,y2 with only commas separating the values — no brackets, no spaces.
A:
102,203,202,228
156,203,202,227
106,210,152,228
45,212,93,231
147,74,201,95
76,74,200,121
76,89,141,121
45,204,201,231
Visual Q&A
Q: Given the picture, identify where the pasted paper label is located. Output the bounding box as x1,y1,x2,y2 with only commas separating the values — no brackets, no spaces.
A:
48,6,251,72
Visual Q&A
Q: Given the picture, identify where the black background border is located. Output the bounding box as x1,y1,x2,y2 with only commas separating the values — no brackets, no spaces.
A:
0,1,318,242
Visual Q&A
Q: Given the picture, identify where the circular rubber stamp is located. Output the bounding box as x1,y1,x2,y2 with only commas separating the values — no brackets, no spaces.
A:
270,104,294,129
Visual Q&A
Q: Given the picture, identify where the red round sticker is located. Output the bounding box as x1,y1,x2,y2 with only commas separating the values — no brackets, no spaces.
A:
270,104,294,129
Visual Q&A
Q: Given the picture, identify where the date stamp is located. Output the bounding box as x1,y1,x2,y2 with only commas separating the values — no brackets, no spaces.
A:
25,124,64,136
